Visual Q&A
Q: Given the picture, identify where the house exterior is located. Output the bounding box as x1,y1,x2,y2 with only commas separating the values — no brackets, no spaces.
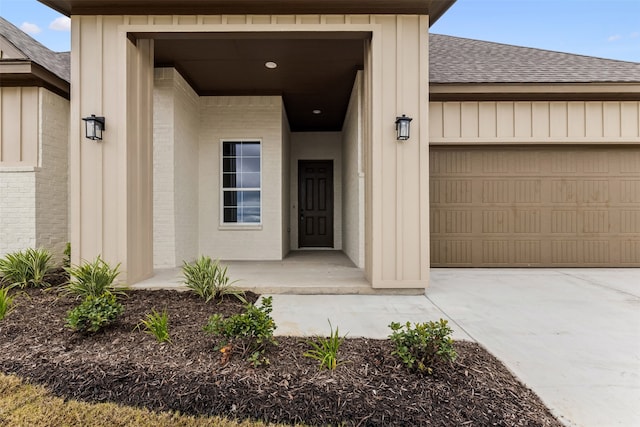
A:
0,17,69,262
428,35,640,267
1,0,639,289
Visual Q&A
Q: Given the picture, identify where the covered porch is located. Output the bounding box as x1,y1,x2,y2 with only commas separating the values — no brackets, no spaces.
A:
134,251,423,294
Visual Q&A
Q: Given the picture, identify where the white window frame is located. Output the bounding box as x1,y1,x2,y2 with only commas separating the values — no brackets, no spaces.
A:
219,139,263,227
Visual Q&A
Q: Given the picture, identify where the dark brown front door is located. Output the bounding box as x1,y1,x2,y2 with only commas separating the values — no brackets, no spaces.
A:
298,160,334,248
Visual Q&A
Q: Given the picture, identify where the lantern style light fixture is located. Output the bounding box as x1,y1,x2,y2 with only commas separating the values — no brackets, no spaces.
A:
82,115,105,141
395,114,412,141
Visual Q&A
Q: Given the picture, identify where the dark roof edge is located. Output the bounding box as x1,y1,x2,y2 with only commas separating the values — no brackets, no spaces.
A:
38,0,456,25
430,83,640,101
0,60,70,99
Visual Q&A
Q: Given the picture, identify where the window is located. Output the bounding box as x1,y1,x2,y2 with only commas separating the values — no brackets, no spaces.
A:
221,140,261,224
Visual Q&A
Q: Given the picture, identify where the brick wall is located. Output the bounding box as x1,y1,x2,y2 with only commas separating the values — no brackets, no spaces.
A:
0,171,37,255
341,72,364,267
153,68,178,267
36,88,69,263
198,96,285,260
153,68,201,268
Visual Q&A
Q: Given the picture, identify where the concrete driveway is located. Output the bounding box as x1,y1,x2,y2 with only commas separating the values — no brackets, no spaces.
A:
428,268,640,427
267,268,640,427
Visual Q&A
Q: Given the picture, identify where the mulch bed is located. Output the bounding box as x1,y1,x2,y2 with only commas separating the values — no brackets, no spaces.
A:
0,274,561,426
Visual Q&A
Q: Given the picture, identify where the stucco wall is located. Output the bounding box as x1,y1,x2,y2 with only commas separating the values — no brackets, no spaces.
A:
289,132,343,251
0,88,69,261
199,96,285,260
342,72,364,268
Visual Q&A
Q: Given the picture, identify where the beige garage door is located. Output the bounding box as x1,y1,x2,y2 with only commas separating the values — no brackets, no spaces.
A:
430,146,640,267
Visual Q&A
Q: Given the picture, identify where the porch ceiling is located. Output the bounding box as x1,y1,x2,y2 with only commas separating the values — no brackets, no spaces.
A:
151,32,366,131
37,0,456,26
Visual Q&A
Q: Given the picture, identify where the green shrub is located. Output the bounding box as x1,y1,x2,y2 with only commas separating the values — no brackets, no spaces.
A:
65,293,123,333
64,256,126,298
304,320,346,370
63,242,71,268
388,319,457,374
0,248,52,288
0,286,16,321
203,296,277,366
182,256,245,303
136,309,171,343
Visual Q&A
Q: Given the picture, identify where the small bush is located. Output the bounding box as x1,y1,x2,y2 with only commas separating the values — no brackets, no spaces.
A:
136,309,171,343
204,296,277,366
0,286,16,321
304,320,346,370
0,248,52,288
182,256,245,303
388,319,457,374
64,256,126,298
63,242,71,268
65,293,123,333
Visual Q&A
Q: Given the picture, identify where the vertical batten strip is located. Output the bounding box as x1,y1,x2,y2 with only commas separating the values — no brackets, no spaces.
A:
395,15,403,280
96,16,104,254
70,15,82,263
19,88,23,162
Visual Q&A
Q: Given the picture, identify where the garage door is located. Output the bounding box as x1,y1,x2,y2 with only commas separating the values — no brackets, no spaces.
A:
430,146,640,267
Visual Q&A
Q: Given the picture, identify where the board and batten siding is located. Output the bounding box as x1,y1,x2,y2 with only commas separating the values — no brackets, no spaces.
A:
0,87,40,167
430,101,640,143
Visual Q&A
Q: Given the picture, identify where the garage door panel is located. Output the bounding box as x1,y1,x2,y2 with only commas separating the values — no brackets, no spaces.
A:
621,241,640,264
430,147,640,267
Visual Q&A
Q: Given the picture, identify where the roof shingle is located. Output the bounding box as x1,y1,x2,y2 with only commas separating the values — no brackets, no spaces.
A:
0,16,70,82
430,33,640,84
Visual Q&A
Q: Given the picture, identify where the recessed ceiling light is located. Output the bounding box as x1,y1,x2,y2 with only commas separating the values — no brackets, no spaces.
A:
312,109,322,115
265,61,278,69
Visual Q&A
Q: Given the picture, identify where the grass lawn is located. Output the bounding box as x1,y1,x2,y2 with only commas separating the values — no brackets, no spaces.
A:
0,373,291,427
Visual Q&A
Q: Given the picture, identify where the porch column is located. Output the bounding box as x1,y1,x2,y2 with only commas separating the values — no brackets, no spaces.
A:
70,16,154,283
365,15,430,288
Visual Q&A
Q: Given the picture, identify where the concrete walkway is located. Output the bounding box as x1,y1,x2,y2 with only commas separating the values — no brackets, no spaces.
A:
266,268,640,427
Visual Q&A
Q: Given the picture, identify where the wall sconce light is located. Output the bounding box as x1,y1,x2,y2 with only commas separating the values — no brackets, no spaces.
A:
395,114,412,141
82,115,105,141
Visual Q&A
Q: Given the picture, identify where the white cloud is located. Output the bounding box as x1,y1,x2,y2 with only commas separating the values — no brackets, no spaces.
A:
630,32,640,39
20,22,42,35
49,16,71,32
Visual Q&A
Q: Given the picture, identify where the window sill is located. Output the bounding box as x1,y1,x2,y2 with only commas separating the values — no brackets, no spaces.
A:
218,224,263,231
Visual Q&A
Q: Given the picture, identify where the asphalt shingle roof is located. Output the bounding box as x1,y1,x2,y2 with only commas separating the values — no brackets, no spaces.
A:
0,16,70,82
430,33,640,84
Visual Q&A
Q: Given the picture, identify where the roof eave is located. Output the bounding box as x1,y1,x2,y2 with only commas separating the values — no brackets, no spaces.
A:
0,60,70,99
429,82,640,102
37,0,456,26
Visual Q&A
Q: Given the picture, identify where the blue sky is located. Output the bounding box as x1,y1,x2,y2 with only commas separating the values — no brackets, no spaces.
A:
1,0,639,63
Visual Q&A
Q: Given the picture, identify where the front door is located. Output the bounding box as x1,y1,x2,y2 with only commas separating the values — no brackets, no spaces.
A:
298,160,334,247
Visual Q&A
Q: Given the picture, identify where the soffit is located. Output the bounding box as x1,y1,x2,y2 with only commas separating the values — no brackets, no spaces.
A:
37,0,456,26
151,32,366,131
